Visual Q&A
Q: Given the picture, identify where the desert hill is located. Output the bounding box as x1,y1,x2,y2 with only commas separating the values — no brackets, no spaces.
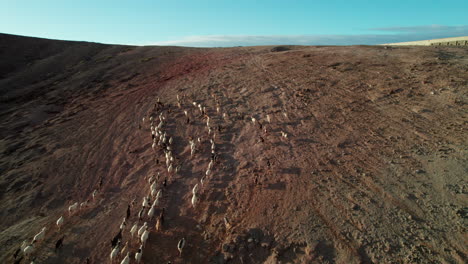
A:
0,33,467,264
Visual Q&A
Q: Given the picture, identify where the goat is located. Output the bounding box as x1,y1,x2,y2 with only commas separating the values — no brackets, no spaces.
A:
141,229,150,248
120,252,130,264
191,193,198,208
110,240,121,262
130,222,138,237
68,202,79,215
56,216,64,231
177,238,185,256
23,244,34,257
33,227,47,243
192,183,199,195
135,245,143,263
138,222,148,237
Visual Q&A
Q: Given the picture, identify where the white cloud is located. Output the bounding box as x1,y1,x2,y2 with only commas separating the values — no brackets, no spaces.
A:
148,25,468,47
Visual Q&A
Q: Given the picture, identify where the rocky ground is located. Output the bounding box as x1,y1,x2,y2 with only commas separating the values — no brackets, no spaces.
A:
0,33,467,264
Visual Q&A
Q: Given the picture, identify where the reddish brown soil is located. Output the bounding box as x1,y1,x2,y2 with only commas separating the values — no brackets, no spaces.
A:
0,33,467,264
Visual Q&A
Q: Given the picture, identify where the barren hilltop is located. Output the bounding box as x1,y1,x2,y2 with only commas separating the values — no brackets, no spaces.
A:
0,33,466,264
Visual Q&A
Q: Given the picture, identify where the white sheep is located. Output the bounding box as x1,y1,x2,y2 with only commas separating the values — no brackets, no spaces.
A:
68,202,78,215
177,238,186,256
191,193,198,208
135,246,143,263
120,252,130,264
192,183,199,195
119,217,127,230
148,205,156,218
23,244,34,257
266,114,271,123
56,216,64,230
141,229,150,248
138,222,148,237
130,223,138,237
110,240,121,262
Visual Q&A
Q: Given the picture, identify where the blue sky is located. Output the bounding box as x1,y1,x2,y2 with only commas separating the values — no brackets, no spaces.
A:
1,0,467,46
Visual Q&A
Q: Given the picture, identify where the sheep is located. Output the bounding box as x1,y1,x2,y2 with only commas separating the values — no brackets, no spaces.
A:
120,217,127,230
169,137,173,145
251,117,256,124
192,183,199,195
92,189,98,201
33,227,47,243
151,188,158,198
80,200,88,209
184,110,188,116
155,217,162,231
110,240,121,262
120,241,128,255
148,205,156,218
120,252,130,264
266,114,271,123
23,244,34,257
138,208,145,221
55,236,64,252
141,229,150,248
68,202,79,215
56,216,64,230
138,222,148,237
208,160,214,170
281,131,288,138
177,238,185,256
191,193,198,208
135,246,143,263
205,169,211,176
130,223,138,237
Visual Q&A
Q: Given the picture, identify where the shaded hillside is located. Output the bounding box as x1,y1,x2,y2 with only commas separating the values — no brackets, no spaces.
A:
0,34,467,264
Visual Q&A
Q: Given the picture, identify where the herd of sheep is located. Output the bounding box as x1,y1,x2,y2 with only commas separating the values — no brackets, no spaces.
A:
12,90,288,264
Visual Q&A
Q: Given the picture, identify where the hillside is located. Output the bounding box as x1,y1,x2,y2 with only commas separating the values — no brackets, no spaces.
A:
0,33,467,264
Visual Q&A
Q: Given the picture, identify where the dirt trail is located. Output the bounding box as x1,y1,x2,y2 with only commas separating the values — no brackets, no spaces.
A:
0,34,467,264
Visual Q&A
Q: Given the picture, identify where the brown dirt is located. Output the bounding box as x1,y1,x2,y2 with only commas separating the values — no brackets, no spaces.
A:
0,33,467,264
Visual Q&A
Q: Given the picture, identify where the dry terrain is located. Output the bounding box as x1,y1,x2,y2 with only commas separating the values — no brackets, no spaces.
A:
0,33,467,264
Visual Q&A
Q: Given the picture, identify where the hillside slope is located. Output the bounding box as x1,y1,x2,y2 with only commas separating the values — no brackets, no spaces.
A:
0,34,467,264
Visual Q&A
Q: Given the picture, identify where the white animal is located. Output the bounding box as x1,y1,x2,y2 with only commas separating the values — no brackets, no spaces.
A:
281,131,288,138
120,252,130,264
266,114,271,123
21,240,28,251
148,205,156,218
33,227,47,242
135,246,143,263
130,223,138,237
23,244,34,256
56,216,64,230
138,222,148,237
205,169,211,176
110,241,121,262
68,202,78,215
191,193,198,208
120,217,127,230
192,183,199,194
141,229,150,248
177,238,185,256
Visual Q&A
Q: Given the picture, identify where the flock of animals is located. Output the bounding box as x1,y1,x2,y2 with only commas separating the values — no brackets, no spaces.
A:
11,90,289,264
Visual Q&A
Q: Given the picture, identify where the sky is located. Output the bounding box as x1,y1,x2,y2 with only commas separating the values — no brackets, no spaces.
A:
0,0,467,47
